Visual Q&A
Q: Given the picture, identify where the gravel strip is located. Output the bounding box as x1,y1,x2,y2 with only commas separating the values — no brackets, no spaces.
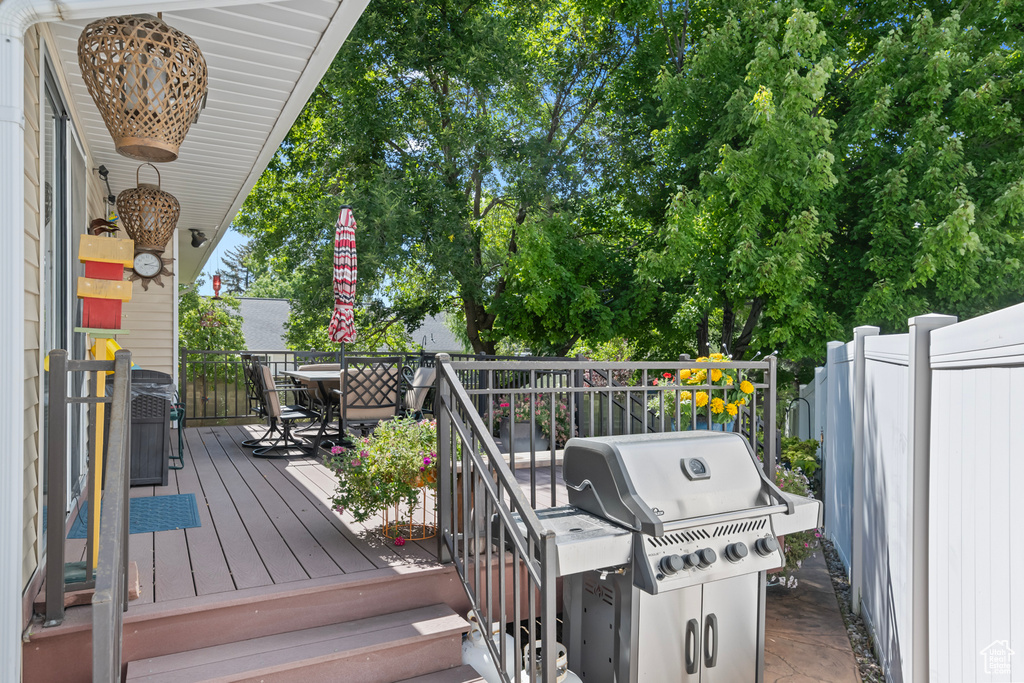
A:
821,539,885,683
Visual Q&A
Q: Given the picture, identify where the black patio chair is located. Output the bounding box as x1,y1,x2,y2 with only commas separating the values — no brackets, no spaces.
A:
250,361,320,458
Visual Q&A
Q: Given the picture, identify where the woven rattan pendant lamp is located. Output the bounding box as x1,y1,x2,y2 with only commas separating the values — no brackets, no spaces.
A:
117,164,180,252
78,14,208,162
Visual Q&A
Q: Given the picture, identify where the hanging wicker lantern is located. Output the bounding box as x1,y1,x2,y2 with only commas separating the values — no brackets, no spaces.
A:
116,164,180,252
78,14,208,162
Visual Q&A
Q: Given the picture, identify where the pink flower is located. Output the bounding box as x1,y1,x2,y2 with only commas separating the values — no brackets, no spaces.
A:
419,466,425,471
350,459,361,467
499,402,510,408
333,504,344,514
360,450,369,458
423,456,432,464
652,379,659,386
394,536,406,546
331,446,344,455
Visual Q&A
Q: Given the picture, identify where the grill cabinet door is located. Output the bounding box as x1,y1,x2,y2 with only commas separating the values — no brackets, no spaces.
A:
636,585,703,683
698,573,759,682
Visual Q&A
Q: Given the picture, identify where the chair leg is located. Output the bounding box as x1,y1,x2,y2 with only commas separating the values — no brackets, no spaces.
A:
252,421,313,459
242,421,280,448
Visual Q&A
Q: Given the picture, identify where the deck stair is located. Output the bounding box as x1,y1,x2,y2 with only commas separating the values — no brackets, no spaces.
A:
125,603,471,683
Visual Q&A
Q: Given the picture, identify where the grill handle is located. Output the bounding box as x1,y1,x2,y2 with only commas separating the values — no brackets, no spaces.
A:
704,613,719,668
685,618,699,674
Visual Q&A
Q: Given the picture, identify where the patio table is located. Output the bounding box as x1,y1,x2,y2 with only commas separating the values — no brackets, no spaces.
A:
281,368,350,455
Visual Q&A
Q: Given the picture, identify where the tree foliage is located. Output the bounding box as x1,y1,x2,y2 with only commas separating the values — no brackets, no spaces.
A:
178,280,247,380
236,0,657,355
236,0,1024,365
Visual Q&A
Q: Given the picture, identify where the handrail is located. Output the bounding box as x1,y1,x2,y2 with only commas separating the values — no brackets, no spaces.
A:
92,349,132,683
437,356,558,683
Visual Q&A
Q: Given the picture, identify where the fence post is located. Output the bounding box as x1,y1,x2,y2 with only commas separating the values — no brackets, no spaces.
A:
851,325,879,616
823,341,843,550
813,366,826,509
907,314,955,683
436,353,452,564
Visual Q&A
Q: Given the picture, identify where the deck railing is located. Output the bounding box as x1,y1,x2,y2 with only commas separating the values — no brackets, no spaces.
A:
91,350,133,683
44,349,132,681
435,356,777,682
178,348,567,423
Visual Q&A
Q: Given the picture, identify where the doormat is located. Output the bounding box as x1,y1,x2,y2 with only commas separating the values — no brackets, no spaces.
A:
67,493,201,539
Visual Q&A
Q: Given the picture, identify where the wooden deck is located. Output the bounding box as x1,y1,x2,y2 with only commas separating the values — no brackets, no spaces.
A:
118,423,442,605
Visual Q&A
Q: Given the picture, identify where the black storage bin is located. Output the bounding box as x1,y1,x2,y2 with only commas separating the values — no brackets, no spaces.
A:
106,369,173,487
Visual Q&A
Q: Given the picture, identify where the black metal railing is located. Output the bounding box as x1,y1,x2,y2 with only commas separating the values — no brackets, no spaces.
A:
178,348,567,423
435,356,777,682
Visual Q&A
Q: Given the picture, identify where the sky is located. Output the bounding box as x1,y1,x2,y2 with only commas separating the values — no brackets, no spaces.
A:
196,226,248,296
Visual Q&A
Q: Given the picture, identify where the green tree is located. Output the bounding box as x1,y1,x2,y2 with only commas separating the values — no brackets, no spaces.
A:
213,242,253,295
236,0,653,355
649,4,841,360
178,280,247,380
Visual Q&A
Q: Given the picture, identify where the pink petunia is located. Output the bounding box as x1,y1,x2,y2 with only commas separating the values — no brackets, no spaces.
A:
394,536,406,546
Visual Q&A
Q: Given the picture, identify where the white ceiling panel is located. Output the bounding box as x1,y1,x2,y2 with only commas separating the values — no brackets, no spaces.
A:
48,0,368,283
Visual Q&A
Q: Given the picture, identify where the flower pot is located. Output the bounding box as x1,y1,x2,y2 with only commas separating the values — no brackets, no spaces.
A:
499,420,550,452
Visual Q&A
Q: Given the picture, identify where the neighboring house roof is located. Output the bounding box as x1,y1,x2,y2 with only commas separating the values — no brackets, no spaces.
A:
410,314,466,353
238,298,291,350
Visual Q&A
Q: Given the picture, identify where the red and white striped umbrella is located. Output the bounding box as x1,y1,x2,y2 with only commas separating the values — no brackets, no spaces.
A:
327,206,358,343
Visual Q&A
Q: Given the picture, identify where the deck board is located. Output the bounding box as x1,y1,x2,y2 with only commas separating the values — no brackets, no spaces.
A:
220,426,377,574
173,429,236,596
197,426,310,584
128,484,156,604
210,428,344,580
184,427,273,590
152,468,197,602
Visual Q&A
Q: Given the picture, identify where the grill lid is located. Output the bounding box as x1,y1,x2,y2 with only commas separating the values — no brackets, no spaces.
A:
563,432,768,536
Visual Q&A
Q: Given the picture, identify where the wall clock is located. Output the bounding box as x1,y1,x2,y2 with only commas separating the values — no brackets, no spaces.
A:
130,250,174,291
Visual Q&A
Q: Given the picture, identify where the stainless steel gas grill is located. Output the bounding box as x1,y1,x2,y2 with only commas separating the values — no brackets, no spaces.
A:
549,431,822,683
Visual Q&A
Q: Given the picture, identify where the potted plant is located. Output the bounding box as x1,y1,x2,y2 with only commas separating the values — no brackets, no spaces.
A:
646,354,756,430
492,394,573,450
327,417,438,543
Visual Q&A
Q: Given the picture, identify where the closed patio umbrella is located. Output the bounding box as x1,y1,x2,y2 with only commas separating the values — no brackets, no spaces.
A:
328,206,358,344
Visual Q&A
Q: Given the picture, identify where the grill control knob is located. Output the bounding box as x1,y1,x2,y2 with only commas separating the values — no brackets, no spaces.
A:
660,554,685,575
725,542,748,563
754,537,779,557
683,553,701,569
697,548,717,568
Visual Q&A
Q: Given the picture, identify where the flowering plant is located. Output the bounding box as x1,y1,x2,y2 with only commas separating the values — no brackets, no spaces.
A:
646,354,756,426
492,394,573,446
773,464,822,587
327,417,437,524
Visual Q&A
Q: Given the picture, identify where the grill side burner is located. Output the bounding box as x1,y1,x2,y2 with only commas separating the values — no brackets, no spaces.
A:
555,432,822,683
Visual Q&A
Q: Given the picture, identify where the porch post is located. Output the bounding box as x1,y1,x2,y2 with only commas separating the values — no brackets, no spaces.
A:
0,8,30,677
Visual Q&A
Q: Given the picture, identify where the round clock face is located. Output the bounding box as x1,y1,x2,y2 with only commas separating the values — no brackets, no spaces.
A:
133,251,163,278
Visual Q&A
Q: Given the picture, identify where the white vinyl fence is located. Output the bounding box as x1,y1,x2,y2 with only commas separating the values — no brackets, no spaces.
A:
791,303,1024,683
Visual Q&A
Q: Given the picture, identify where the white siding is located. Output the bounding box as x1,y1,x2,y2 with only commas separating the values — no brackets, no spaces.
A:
22,26,41,591
120,237,177,377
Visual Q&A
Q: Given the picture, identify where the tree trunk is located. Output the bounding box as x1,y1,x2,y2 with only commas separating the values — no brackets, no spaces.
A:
697,313,709,358
731,298,764,360
721,303,735,358
462,296,496,355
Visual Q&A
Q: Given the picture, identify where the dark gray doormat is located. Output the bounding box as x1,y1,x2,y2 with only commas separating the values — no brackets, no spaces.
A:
67,493,201,539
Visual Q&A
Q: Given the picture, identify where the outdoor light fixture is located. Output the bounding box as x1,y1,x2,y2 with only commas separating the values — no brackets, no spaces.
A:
96,165,116,205
190,229,208,248
117,164,180,252
78,14,208,162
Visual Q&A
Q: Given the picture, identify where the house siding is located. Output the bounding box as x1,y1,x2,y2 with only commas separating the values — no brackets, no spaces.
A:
23,26,41,590
120,238,177,377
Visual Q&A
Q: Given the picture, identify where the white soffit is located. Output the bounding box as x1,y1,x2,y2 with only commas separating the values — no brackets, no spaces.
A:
47,0,367,283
